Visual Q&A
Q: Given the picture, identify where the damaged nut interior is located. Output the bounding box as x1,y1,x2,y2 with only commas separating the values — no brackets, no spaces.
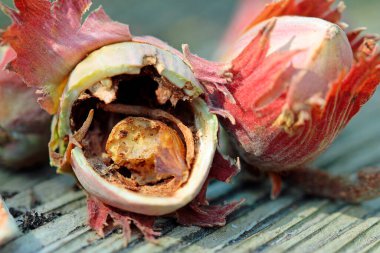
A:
69,67,198,197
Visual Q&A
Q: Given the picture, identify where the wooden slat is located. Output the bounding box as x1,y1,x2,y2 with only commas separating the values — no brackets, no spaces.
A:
287,207,374,253
1,1,380,252
314,211,380,253
179,196,300,253
338,221,380,253
219,199,330,253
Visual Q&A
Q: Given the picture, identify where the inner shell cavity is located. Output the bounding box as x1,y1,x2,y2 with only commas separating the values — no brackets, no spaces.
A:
70,67,196,197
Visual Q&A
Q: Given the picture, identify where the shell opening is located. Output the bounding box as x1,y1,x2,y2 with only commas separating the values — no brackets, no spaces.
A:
69,66,197,197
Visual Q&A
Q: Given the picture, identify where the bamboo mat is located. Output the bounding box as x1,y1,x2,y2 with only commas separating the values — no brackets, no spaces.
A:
0,90,380,253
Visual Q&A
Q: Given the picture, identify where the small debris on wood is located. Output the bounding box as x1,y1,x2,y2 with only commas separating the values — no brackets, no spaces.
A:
20,211,62,232
8,207,24,218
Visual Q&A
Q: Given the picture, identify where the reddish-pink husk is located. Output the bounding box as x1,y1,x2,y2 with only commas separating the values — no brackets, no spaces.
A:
197,0,380,172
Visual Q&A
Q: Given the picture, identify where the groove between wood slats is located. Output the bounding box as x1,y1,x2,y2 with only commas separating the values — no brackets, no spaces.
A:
249,203,349,252
223,205,337,252
314,209,380,253
366,239,380,253
0,169,54,194
338,221,380,253
218,199,330,253
286,206,371,253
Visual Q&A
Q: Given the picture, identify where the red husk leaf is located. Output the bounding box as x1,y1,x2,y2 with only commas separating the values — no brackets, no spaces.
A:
209,151,241,183
175,200,242,227
87,196,160,244
182,44,235,104
1,0,132,114
183,44,232,86
175,151,243,227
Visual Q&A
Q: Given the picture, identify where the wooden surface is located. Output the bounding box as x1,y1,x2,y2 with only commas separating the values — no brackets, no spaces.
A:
0,91,380,253
1,1,380,252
